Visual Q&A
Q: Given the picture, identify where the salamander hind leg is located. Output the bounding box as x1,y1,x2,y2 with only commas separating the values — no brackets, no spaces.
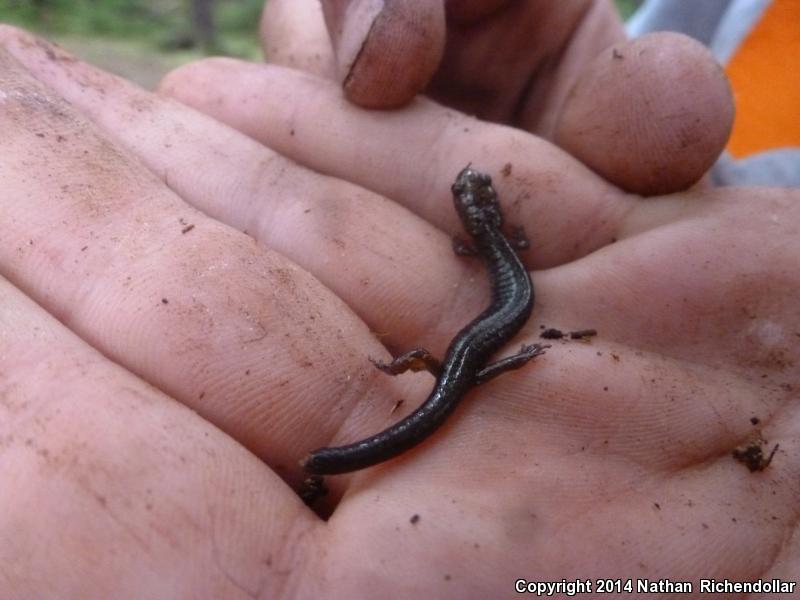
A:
452,235,478,256
474,343,548,385
298,474,328,506
369,347,442,377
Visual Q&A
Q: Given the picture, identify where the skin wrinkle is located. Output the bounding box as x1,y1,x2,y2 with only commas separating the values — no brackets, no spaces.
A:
207,506,264,599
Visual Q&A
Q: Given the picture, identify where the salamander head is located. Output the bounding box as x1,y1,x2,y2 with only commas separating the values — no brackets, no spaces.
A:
451,166,503,236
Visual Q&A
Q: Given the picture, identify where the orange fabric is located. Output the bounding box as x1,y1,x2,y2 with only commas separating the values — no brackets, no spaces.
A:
725,0,800,158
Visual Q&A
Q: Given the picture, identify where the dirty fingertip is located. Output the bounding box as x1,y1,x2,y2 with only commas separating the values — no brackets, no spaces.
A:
322,0,446,108
555,32,734,196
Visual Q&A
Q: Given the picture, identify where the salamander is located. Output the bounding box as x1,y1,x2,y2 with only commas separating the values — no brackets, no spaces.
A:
301,166,546,476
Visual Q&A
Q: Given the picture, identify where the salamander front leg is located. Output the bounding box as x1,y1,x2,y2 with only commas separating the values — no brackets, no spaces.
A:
509,225,530,251
474,343,548,385
370,347,442,378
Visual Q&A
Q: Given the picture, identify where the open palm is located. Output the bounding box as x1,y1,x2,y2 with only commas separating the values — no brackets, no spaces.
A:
1,25,798,599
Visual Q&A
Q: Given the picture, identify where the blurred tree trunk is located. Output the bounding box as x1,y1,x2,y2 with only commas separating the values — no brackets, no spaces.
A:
191,0,217,51
30,0,52,20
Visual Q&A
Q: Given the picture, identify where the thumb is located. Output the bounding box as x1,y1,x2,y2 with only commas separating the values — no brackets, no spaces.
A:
321,0,446,108
555,32,734,195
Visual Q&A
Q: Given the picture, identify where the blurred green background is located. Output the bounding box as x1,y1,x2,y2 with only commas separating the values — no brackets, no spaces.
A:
0,0,643,89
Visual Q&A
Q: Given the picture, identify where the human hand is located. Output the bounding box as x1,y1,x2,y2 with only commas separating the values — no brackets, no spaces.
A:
3,25,798,598
159,35,799,593
260,0,734,195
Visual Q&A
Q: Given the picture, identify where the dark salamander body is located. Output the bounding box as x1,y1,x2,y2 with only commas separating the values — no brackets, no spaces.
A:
301,166,545,475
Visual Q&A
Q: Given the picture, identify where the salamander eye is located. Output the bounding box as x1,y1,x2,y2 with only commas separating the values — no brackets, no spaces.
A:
474,185,496,208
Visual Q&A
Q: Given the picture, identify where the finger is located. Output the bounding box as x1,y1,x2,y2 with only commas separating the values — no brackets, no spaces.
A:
260,0,337,79
0,27,473,359
262,0,622,123
160,58,631,268
555,32,734,195
0,276,318,596
319,0,446,107
427,0,622,133
0,36,418,490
